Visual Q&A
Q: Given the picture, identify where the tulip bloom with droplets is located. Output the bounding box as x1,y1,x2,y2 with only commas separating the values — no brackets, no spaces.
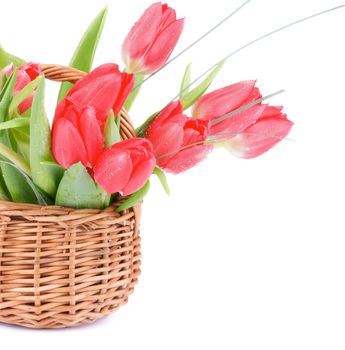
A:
52,63,134,169
122,2,184,74
192,80,265,137
223,105,293,159
94,138,156,195
192,80,293,157
1,62,42,113
146,101,212,173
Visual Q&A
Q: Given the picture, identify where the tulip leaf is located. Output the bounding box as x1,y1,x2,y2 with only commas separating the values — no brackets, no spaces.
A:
0,71,17,124
124,74,145,112
1,72,7,91
180,63,192,99
30,77,59,197
0,142,31,175
0,167,10,200
40,160,65,183
9,76,41,116
180,60,225,110
116,181,150,212
55,162,107,209
104,110,121,147
0,46,26,70
153,167,170,195
57,6,108,102
0,118,30,130
0,158,48,205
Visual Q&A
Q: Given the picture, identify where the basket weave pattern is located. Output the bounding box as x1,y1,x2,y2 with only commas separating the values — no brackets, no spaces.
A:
0,65,142,329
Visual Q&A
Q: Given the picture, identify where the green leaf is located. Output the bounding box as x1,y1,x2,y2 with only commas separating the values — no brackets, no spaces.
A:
0,118,30,130
8,76,40,116
104,110,121,147
0,71,17,124
179,63,192,99
0,46,26,69
57,6,108,102
0,158,49,205
55,163,107,209
116,181,150,212
153,167,170,195
180,60,225,110
29,77,58,197
1,72,7,92
0,167,9,200
0,162,37,203
0,142,31,175
124,74,145,112
40,161,64,183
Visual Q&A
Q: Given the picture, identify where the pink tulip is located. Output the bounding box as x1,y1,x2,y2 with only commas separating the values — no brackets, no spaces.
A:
93,138,156,195
221,105,293,158
122,2,184,74
2,62,42,113
146,101,212,173
192,80,265,137
52,98,103,168
52,63,134,169
63,63,134,129
192,80,293,157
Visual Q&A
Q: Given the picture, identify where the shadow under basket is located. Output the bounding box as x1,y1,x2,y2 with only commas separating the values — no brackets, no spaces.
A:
0,65,142,329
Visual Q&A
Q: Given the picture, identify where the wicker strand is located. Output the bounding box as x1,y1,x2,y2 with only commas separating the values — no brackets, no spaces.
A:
0,64,142,329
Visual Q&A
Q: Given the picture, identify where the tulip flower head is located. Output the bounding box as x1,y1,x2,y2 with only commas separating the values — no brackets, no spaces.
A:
1,62,42,113
94,138,156,195
122,2,184,74
146,101,212,173
223,105,293,159
52,63,134,169
192,80,293,158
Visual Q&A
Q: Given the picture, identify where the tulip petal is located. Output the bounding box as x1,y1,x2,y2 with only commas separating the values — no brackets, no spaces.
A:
159,144,212,174
122,2,163,65
112,72,135,116
210,104,266,137
140,18,184,74
78,106,104,167
68,64,131,123
123,157,156,196
52,118,88,168
192,80,258,119
227,117,293,159
93,147,132,194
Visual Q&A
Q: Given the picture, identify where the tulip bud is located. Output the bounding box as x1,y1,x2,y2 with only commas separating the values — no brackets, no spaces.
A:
1,62,42,113
122,2,184,74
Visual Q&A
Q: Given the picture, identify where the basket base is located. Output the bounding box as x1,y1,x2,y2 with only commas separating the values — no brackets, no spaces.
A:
0,201,142,329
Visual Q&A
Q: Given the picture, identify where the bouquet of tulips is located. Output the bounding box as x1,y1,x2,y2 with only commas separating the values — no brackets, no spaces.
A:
0,2,293,211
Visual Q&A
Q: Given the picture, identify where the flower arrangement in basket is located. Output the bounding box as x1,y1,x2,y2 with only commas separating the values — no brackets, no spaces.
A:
0,1,342,329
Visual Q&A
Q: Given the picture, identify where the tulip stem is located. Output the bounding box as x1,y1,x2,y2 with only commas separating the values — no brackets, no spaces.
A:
157,130,294,161
172,4,345,103
212,89,285,125
132,0,253,92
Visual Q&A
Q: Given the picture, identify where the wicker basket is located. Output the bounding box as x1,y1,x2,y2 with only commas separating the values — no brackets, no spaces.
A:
0,65,142,329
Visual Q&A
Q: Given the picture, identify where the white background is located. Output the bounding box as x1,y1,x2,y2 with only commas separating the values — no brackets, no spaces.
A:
1,0,345,349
